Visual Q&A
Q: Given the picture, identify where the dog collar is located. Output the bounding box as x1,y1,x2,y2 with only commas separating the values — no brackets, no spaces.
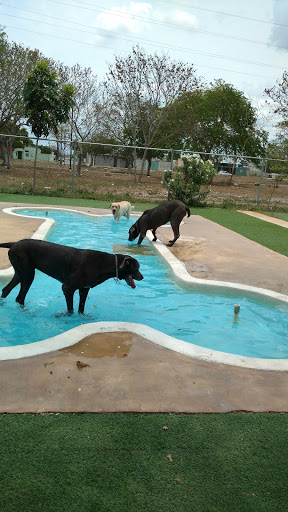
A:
114,254,119,283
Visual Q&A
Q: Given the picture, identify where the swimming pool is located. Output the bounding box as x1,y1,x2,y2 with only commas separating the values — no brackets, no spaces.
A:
0,207,287,362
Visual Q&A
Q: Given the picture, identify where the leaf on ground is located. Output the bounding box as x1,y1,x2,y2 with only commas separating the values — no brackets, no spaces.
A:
167,454,173,463
76,360,90,369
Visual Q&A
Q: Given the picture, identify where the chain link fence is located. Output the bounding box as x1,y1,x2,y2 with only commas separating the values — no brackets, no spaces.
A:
0,133,287,209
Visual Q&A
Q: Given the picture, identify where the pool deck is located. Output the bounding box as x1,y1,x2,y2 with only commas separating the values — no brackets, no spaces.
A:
0,202,288,413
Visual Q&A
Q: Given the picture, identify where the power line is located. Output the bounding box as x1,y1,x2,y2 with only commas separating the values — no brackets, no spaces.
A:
1,11,284,71
3,23,277,80
1,1,283,52
158,0,288,28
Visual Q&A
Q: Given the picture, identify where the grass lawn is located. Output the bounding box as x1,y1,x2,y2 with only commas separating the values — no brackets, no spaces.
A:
1,413,287,512
193,208,288,257
0,195,288,511
266,211,288,223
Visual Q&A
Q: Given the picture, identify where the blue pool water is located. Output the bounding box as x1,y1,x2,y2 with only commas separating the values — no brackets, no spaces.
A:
0,209,287,358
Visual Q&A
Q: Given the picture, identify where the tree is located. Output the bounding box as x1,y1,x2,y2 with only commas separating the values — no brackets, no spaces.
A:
23,59,74,193
265,72,288,120
165,80,267,166
57,63,107,175
0,28,41,167
104,45,201,182
0,125,32,167
266,122,288,175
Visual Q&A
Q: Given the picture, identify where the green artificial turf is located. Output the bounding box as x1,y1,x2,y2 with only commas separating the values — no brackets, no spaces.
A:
0,413,287,512
266,211,288,223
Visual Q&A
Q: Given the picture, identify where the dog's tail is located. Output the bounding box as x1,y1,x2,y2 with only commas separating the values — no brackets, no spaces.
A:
131,205,135,210
185,206,191,218
0,242,15,249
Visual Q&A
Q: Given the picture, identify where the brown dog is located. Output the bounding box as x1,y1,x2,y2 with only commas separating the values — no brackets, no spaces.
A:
0,239,143,314
128,200,190,246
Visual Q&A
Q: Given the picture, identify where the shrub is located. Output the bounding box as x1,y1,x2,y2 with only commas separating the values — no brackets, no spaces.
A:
162,154,216,206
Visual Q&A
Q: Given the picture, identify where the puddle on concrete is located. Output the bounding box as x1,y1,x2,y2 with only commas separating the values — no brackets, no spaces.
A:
112,244,154,256
58,332,133,359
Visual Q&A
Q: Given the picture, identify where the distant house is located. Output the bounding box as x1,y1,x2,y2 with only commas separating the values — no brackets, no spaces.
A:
12,146,54,163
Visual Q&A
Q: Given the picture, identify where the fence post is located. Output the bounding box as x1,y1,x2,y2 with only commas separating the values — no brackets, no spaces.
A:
170,149,174,171
256,158,266,206
72,141,76,192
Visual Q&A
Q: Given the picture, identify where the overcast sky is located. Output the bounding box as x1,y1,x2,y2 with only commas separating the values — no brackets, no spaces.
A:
1,0,288,138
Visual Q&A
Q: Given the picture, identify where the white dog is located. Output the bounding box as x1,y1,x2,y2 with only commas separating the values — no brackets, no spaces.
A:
110,201,134,222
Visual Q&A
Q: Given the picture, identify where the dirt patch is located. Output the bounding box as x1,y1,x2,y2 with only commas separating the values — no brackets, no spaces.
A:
1,161,288,207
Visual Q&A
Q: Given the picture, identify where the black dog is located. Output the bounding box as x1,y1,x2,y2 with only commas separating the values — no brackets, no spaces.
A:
129,200,190,246
0,239,143,314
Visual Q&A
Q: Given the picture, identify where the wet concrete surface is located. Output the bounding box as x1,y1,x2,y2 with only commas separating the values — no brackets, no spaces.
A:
0,202,287,413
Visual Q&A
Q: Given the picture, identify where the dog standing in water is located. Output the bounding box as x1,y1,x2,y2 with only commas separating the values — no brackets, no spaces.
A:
0,239,143,314
110,201,134,222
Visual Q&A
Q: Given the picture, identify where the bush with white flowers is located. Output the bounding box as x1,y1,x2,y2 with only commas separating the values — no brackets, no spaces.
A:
162,153,216,206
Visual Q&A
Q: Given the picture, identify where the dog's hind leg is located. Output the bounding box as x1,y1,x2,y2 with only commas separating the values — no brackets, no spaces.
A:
152,229,157,242
15,269,35,306
1,274,20,298
167,222,181,246
78,288,89,314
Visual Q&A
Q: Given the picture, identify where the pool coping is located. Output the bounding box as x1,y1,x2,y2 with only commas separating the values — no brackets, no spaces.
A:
0,206,288,371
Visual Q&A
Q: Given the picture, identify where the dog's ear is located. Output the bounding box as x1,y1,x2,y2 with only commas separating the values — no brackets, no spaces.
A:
119,256,132,269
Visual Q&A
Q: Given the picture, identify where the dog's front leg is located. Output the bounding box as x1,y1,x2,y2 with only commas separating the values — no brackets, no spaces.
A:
78,288,89,314
137,233,145,245
62,283,75,315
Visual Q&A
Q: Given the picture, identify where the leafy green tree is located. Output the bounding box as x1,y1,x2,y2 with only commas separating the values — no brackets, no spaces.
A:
162,154,216,206
0,28,41,167
0,125,32,167
163,80,267,165
23,59,74,193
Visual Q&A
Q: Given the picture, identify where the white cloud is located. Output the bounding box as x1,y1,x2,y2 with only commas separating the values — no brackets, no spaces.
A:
156,10,198,29
96,2,152,34
94,2,198,35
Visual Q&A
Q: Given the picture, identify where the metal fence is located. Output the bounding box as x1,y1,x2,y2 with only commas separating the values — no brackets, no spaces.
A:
0,133,287,209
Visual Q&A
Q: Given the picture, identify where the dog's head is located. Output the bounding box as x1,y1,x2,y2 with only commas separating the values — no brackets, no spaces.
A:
128,221,140,242
118,255,143,288
110,203,120,216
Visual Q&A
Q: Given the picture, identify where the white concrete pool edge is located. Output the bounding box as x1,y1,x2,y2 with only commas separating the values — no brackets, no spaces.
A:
0,206,288,370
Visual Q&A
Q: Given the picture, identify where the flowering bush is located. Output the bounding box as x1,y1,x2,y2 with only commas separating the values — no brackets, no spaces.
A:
162,153,216,206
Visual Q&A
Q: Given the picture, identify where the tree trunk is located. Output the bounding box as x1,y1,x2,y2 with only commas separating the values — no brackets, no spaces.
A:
146,157,152,176
33,137,39,195
133,148,137,182
0,141,10,168
127,158,132,174
138,148,148,182
77,147,83,176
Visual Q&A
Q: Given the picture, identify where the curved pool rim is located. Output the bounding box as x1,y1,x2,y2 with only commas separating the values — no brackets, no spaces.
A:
1,205,288,371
